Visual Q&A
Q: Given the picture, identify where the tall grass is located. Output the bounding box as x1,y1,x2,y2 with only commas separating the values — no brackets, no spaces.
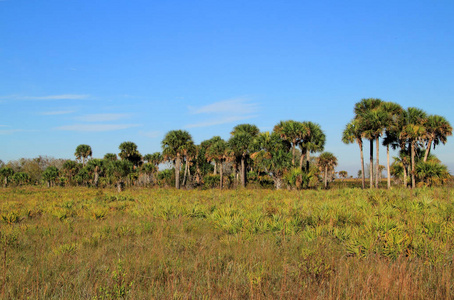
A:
0,186,453,298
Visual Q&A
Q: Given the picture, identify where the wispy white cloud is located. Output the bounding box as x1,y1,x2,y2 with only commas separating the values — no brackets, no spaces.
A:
0,94,90,101
185,97,259,128
75,113,131,122
186,115,257,128
24,94,89,100
0,129,24,135
55,124,140,132
39,110,75,116
189,98,258,115
139,130,161,138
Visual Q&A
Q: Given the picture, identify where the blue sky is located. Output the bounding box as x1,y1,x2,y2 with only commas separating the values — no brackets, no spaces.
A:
1,0,453,175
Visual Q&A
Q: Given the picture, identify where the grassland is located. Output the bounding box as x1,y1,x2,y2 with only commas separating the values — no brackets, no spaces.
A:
1,186,453,299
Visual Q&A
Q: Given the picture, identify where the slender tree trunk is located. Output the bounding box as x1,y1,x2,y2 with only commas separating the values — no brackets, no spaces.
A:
241,157,246,188
219,161,223,190
403,165,408,188
424,138,433,162
369,139,374,189
94,171,99,188
299,152,306,171
411,142,416,189
274,176,283,190
306,150,310,172
117,181,123,193
358,140,365,189
292,145,296,166
375,137,380,189
3,177,7,188
386,145,391,189
183,160,188,187
324,165,328,189
213,161,217,175
175,155,181,189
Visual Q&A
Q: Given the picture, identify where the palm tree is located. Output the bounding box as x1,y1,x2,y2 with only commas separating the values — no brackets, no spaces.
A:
206,139,228,189
104,153,118,161
342,119,365,189
107,160,133,192
400,107,428,189
228,124,260,188
74,144,92,166
274,120,308,166
161,130,193,189
118,141,142,167
317,152,338,189
380,101,404,189
42,166,59,187
354,98,383,188
0,167,15,188
203,136,223,174
251,131,291,189
423,115,452,162
299,121,325,172
87,159,105,188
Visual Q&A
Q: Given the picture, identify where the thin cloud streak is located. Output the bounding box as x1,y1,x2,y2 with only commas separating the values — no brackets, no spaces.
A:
186,115,257,128
189,98,258,115
4,94,91,101
139,130,161,138
40,110,75,116
55,124,140,132
75,113,131,122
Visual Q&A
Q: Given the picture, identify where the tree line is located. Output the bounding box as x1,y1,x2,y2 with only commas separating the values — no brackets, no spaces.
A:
1,99,451,191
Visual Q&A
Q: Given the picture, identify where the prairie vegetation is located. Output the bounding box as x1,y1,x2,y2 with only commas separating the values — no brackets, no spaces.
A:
1,186,453,299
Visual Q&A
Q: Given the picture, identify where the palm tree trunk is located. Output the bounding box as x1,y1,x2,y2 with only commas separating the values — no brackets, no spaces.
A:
292,145,296,166
424,138,433,162
403,164,408,188
358,140,365,189
369,139,374,189
306,150,310,172
375,137,380,188
324,165,328,189
241,157,246,188
299,152,306,171
183,160,188,187
411,142,416,189
386,145,391,189
213,162,217,175
175,155,181,189
94,171,99,188
219,161,223,190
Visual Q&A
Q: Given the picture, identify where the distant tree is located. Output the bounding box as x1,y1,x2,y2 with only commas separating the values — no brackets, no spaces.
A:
338,171,348,181
229,124,260,188
342,119,365,189
0,167,15,187
75,144,92,166
274,120,308,166
87,159,105,188
423,115,452,162
118,142,142,167
12,172,30,186
62,160,79,186
317,152,338,189
107,160,133,192
162,130,193,189
104,153,118,161
42,166,59,187
206,138,229,189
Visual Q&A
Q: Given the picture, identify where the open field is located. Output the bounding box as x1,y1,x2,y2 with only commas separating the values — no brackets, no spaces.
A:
1,187,454,299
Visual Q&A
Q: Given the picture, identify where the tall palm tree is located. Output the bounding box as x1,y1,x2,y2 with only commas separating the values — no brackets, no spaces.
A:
400,107,427,189
87,159,105,188
104,153,118,161
423,115,452,162
317,152,338,189
229,124,259,188
0,167,15,188
107,160,133,192
74,144,92,166
162,130,193,189
342,119,365,189
299,121,325,172
118,141,142,167
274,120,308,166
206,139,228,189
354,98,383,188
203,136,223,174
380,102,404,189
